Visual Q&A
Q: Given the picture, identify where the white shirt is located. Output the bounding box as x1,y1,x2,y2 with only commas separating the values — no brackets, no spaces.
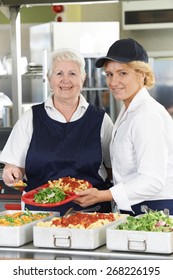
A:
0,94,113,181
110,87,173,212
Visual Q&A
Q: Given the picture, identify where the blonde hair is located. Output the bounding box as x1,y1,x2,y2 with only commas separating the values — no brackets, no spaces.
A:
47,48,86,82
127,61,155,89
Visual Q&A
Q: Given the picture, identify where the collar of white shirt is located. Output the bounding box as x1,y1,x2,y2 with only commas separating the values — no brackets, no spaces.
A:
44,93,89,122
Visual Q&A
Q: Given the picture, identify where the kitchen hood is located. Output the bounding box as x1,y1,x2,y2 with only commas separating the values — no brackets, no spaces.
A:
122,0,173,30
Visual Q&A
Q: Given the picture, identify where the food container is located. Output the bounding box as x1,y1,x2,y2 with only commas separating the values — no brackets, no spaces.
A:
33,213,127,250
0,210,55,247
106,216,173,254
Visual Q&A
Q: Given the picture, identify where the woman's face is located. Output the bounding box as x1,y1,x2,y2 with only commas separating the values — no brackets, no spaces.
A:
105,61,144,108
49,60,84,103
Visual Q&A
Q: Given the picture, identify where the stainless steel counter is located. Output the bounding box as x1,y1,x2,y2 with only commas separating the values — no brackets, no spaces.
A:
0,243,173,260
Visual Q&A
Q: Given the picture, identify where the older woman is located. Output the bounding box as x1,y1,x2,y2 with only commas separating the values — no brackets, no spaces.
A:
0,48,113,214
75,38,173,215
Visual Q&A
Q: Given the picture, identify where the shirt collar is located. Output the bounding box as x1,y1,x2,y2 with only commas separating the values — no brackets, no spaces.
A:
119,87,150,115
44,93,89,110
115,87,150,126
127,87,150,112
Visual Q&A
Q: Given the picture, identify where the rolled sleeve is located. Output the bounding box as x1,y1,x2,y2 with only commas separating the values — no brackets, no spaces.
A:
0,110,33,168
110,183,133,212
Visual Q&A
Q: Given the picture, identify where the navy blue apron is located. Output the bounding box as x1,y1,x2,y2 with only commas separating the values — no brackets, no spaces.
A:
120,199,173,216
24,103,112,215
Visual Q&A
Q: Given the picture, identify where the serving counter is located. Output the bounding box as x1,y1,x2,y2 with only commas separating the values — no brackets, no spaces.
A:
0,243,173,260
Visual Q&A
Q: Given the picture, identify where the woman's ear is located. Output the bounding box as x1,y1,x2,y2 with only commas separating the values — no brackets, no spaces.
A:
137,71,145,86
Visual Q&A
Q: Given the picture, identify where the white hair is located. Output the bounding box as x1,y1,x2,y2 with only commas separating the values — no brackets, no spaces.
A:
47,48,86,81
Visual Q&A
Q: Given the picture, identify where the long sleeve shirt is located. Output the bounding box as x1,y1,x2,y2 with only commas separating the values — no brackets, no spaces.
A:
110,87,173,212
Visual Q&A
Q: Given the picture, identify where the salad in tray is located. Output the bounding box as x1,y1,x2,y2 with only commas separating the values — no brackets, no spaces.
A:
34,186,67,204
117,211,173,232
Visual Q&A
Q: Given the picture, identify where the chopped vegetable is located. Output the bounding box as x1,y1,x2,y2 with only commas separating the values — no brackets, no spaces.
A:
0,210,52,227
34,186,67,204
117,211,173,232
13,180,27,191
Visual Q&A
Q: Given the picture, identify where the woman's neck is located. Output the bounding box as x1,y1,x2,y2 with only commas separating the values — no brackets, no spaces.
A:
53,95,80,122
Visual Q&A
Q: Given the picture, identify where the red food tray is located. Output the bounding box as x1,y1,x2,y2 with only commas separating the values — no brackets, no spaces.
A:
21,183,78,207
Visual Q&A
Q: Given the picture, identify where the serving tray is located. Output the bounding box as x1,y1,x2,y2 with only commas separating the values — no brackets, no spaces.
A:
0,210,55,247
21,183,78,207
22,178,92,207
33,213,127,250
106,216,173,254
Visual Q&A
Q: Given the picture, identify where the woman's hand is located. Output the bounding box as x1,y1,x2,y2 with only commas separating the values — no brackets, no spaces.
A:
74,187,113,208
2,164,25,187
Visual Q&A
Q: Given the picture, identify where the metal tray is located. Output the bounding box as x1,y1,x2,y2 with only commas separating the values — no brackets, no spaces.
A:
106,217,173,254
33,213,127,250
0,210,55,247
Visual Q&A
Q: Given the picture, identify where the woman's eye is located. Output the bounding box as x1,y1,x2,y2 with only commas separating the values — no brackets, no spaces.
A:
56,72,63,76
105,73,112,77
120,71,127,76
70,72,76,76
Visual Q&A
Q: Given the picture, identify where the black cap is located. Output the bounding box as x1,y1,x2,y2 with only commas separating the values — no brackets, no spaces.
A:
95,38,148,68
